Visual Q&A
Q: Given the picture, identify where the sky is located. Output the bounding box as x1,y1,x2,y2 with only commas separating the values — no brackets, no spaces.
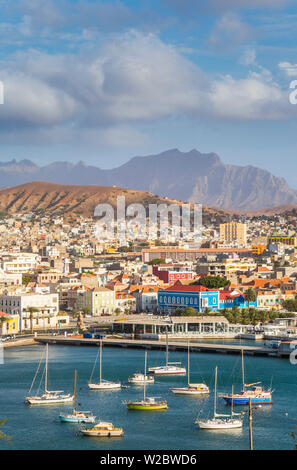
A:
0,0,297,186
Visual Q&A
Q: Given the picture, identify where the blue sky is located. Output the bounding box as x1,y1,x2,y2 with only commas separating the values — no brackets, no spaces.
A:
0,0,297,186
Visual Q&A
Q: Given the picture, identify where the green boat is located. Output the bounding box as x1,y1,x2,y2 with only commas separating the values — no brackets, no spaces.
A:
123,351,168,411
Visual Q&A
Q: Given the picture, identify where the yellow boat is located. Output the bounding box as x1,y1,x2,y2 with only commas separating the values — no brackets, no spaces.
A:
123,351,167,411
80,421,123,437
124,397,168,411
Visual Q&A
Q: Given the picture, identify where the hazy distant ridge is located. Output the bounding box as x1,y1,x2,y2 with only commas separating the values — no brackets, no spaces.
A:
0,149,296,210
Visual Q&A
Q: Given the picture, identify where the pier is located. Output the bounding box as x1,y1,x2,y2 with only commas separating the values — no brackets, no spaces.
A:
34,335,280,358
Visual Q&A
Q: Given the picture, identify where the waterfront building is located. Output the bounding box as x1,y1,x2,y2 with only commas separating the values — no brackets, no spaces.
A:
0,312,19,335
158,284,257,314
76,286,116,315
111,315,230,337
0,291,60,331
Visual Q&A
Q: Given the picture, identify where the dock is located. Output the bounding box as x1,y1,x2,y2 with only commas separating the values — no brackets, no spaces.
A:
34,335,280,357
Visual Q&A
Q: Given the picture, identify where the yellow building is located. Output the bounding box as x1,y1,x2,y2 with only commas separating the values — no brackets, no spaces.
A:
0,312,19,335
220,222,247,245
268,235,296,246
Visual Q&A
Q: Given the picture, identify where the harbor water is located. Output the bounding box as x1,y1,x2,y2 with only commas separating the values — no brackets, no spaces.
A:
0,344,296,450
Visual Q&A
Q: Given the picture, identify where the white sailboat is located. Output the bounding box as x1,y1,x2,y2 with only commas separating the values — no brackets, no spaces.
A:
148,332,186,376
25,343,74,405
171,343,209,395
88,340,121,390
195,367,243,430
59,370,96,423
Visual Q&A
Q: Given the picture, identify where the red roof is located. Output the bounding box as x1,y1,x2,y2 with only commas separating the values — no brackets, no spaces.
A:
164,285,213,292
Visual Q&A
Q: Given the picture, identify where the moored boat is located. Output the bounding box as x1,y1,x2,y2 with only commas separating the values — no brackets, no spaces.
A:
219,350,272,405
124,351,168,411
128,373,154,385
25,344,74,405
171,343,209,396
88,340,121,390
80,421,123,437
195,367,243,430
148,332,186,376
59,370,96,423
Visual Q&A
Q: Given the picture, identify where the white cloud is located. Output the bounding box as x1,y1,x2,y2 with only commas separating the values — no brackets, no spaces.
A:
279,61,297,77
0,31,293,146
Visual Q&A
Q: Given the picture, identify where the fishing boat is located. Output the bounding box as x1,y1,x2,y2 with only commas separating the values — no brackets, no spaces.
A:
148,332,186,376
88,340,121,390
80,421,123,437
195,367,243,430
171,343,209,396
123,351,167,410
59,370,95,423
25,343,74,405
219,349,272,406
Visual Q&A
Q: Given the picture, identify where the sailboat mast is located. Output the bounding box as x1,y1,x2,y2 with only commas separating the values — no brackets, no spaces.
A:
214,366,217,418
188,342,190,386
73,369,77,414
165,330,168,367
231,384,234,419
144,350,147,402
100,340,102,383
45,343,48,392
242,349,245,391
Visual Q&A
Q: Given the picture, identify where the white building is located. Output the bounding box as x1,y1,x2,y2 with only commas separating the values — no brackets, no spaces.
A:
0,291,60,331
0,253,40,273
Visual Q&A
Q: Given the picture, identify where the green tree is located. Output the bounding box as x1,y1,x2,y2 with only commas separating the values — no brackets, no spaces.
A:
148,258,166,266
192,276,230,289
244,288,257,308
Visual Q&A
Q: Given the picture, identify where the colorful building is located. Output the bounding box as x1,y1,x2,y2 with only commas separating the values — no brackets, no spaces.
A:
158,284,257,314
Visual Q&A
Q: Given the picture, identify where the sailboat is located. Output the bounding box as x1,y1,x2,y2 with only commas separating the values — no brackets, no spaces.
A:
171,343,209,395
59,370,96,423
88,340,121,390
148,331,186,376
123,351,168,410
25,344,74,405
195,367,243,430
219,349,272,405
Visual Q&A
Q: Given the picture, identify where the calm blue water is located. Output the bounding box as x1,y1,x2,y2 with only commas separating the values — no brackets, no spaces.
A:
0,344,296,450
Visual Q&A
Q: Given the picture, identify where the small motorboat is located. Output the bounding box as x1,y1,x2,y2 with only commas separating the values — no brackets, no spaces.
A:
80,421,123,437
128,373,154,385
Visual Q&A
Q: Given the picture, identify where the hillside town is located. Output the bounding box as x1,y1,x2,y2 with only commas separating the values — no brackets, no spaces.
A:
0,209,297,342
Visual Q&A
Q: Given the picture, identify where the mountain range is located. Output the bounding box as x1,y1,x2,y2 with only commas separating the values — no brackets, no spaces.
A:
0,149,296,211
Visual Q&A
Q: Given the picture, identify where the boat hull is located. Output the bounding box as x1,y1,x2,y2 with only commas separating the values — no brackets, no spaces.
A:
222,396,272,405
171,387,209,396
81,429,123,437
59,414,95,423
88,382,121,390
26,395,74,405
196,419,243,430
126,402,168,410
148,367,186,376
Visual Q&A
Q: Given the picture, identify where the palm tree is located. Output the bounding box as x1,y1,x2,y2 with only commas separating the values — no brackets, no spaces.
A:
244,288,257,308
27,307,39,333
